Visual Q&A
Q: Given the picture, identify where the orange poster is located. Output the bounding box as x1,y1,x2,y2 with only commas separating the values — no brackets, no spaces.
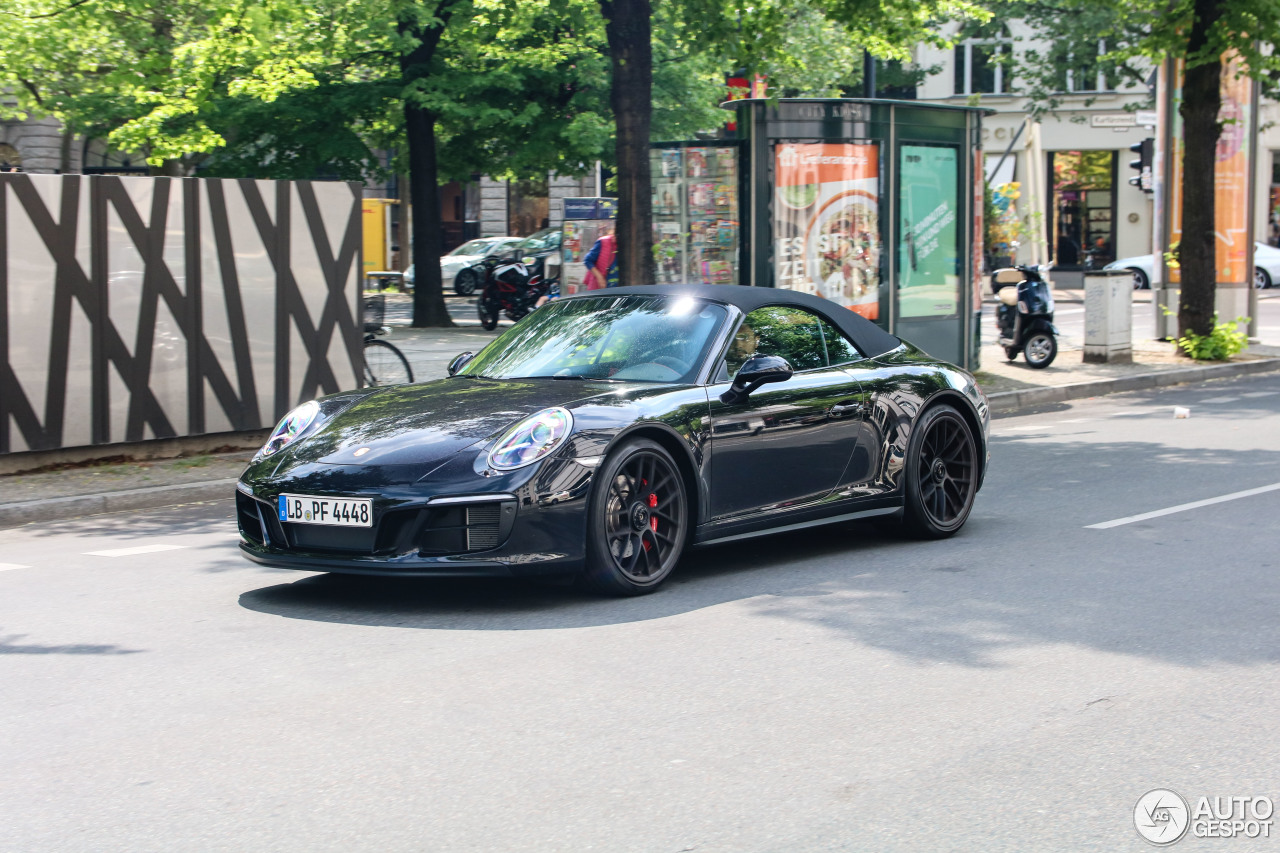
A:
1168,53,1253,285
773,143,881,318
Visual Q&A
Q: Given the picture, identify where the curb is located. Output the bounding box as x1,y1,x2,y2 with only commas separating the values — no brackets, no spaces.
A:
0,479,237,528
986,357,1280,413
4,359,1279,524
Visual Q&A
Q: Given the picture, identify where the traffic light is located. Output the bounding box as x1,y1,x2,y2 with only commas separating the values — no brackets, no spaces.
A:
1128,138,1153,193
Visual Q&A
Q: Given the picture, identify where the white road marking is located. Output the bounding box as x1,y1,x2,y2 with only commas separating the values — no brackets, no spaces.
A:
1241,391,1279,398
1199,396,1239,404
0,563,30,572
84,544,188,557
1086,482,1280,529
1002,425,1050,432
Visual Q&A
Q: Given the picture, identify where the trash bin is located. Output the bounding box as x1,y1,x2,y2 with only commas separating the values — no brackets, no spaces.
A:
1083,270,1132,363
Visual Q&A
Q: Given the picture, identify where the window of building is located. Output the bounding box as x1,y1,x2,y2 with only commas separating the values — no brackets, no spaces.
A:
1049,40,1120,93
0,142,23,171
953,25,1011,96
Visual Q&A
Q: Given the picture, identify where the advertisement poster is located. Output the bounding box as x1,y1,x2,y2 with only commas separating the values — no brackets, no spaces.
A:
898,145,960,319
773,142,881,318
1168,53,1253,285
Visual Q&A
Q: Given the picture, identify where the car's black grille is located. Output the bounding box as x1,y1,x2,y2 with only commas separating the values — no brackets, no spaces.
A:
236,492,265,544
238,494,516,558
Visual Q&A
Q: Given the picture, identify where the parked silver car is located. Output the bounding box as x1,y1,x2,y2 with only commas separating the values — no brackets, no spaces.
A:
1104,242,1280,290
405,237,522,295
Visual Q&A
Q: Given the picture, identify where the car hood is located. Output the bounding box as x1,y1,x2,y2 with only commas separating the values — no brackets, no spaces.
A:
287,377,619,467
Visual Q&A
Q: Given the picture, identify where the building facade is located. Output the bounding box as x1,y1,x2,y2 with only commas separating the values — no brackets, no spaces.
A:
911,25,1280,279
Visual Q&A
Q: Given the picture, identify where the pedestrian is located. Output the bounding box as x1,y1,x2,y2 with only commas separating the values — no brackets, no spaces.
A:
582,225,618,289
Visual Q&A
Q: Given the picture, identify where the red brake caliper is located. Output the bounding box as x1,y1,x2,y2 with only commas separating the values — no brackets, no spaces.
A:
643,490,658,549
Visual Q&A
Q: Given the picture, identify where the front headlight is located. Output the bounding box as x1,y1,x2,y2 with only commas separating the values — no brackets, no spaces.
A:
259,400,321,458
488,407,573,471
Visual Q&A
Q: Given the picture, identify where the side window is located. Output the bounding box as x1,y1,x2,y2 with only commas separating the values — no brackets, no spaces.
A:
725,306,828,377
817,317,864,365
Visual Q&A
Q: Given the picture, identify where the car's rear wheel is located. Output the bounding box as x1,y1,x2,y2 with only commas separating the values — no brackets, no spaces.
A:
454,268,479,295
902,404,977,539
580,439,687,596
1254,267,1271,289
1129,267,1149,290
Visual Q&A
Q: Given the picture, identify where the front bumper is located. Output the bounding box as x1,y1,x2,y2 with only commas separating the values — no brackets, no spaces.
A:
235,453,596,578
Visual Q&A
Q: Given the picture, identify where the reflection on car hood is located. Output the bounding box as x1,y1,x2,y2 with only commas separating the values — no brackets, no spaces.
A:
290,378,616,467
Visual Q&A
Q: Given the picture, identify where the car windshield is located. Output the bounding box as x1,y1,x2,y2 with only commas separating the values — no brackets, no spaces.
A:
515,228,561,252
458,295,729,384
448,238,497,257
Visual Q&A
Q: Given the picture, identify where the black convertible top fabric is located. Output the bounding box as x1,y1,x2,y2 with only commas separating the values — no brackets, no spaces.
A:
569,284,903,359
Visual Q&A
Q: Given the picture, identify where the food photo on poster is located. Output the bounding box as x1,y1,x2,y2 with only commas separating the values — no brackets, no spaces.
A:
773,143,882,319
899,145,960,318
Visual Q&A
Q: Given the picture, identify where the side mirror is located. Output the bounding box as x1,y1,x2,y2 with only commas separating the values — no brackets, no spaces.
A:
447,351,475,377
719,354,793,404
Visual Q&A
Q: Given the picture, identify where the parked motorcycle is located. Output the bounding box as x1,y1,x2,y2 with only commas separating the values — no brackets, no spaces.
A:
993,265,1058,369
476,257,550,330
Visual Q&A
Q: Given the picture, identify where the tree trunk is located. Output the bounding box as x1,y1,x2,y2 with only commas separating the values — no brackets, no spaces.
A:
601,0,654,286
1176,0,1223,344
406,103,453,327
400,1,457,328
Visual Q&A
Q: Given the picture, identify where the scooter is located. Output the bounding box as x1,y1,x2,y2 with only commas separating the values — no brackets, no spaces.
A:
476,257,551,330
992,265,1058,369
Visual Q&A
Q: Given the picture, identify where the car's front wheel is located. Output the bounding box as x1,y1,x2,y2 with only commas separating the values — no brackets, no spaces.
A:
902,404,978,539
1255,267,1272,290
1129,267,1150,290
580,438,687,596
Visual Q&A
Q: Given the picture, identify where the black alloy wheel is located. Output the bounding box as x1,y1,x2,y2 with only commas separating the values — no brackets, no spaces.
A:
454,268,478,295
902,404,977,539
1023,331,1057,369
581,439,688,595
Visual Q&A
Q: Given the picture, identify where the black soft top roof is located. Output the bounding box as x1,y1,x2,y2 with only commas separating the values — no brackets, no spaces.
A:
567,284,902,359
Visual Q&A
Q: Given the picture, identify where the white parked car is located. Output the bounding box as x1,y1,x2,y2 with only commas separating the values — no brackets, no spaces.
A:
405,237,522,295
1104,242,1280,290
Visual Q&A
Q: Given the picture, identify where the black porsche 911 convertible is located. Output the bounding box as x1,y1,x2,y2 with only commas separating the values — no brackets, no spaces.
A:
237,284,990,595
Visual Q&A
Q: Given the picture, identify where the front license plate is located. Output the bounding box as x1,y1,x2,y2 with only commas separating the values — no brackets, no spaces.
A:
278,494,373,527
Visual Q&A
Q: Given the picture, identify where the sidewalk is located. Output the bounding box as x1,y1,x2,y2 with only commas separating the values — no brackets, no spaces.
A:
3,289,1278,526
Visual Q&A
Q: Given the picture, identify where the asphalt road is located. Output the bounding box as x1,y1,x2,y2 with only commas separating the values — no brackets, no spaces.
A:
3,374,1279,851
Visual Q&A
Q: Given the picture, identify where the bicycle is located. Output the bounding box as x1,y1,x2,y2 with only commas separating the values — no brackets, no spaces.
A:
361,293,414,386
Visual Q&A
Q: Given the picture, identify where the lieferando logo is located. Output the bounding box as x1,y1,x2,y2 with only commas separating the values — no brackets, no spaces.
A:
1135,789,1191,845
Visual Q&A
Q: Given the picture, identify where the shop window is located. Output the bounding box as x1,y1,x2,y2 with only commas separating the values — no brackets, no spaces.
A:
507,178,549,237
1049,150,1116,268
953,25,1011,96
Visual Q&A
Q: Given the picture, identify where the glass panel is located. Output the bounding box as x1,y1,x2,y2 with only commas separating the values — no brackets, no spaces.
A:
773,142,882,321
971,45,997,94
729,307,827,377
651,146,739,285
953,46,966,95
899,145,961,319
459,295,727,384
817,317,863,364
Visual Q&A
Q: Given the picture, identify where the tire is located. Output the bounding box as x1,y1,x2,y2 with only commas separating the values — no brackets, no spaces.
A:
362,339,413,386
579,438,688,596
1128,267,1149,290
1023,331,1057,369
478,299,499,331
454,268,478,296
1255,267,1272,290
1004,346,1019,362
902,404,978,539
